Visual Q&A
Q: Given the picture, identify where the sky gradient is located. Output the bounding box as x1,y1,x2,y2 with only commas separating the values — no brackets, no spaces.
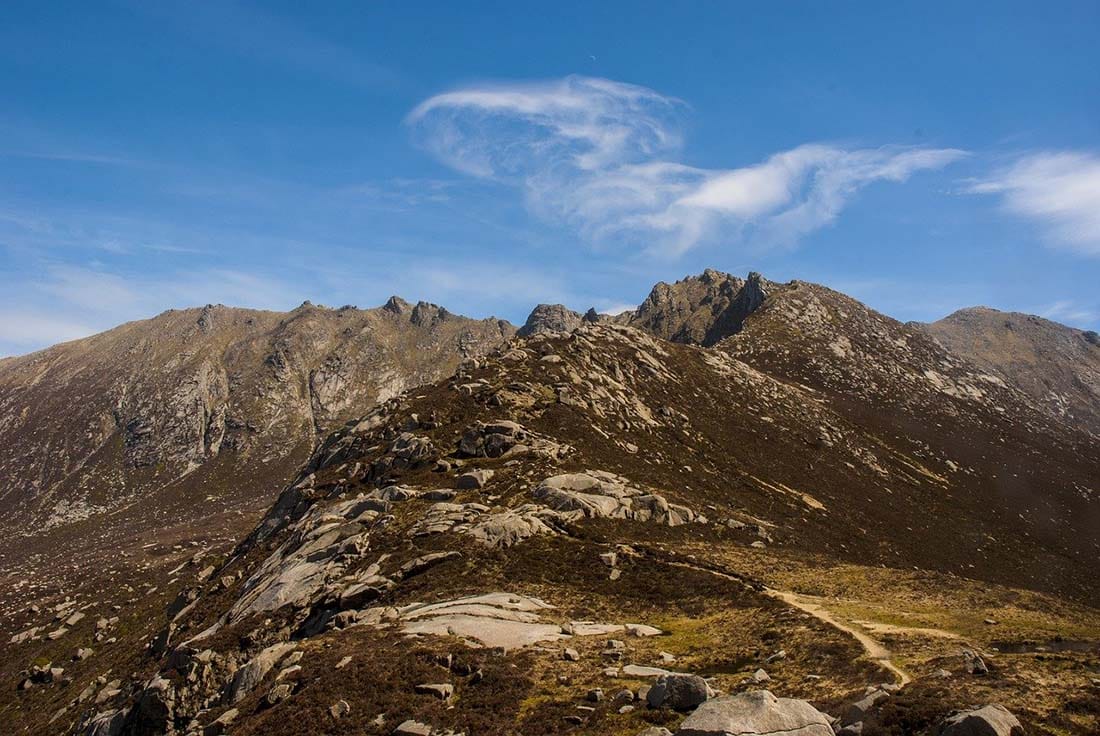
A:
2,1,1099,356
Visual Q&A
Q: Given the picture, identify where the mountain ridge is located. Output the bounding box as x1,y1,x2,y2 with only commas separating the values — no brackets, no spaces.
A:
2,271,1099,735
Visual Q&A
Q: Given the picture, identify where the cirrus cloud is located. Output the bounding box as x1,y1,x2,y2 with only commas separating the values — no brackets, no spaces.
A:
969,151,1100,256
408,75,965,255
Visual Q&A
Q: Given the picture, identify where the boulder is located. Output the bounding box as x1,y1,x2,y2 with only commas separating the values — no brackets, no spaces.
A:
647,673,709,711
676,690,833,736
398,551,461,579
841,688,889,726
265,683,294,706
202,708,238,736
227,642,296,703
415,682,454,700
939,704,1025,736
456,469,494,489
963,649,989,676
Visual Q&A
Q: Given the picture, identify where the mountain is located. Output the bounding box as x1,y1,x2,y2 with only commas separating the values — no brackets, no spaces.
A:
2,273,1098,736
0,299,513,594
922,306,1100,436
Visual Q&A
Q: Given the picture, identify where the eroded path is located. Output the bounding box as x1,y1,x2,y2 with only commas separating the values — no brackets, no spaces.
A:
663,557,911,686
764,588,911,686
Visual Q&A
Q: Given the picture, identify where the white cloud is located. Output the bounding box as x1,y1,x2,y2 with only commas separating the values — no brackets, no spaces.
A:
597,302,636,316
409,75,965,255
970,151,1100,255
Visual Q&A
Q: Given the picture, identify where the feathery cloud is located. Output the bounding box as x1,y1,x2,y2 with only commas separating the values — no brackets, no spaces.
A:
409,75,965,255
969,151,1100,256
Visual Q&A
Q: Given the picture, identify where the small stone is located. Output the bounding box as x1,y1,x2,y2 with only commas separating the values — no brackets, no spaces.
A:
393,720,432,736
329,699,351,719
751,668,771,683
563,648,580,661
765,649,786,663
335,656,352,670
587,688,603,702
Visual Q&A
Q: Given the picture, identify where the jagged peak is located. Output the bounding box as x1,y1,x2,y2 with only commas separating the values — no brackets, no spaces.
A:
410,300,449,327
517,303,585,337
381,295,411,315
623,269,769,346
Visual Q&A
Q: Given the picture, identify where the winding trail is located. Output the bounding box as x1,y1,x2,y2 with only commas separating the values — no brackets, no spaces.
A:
764,588,911,686
664,558,911,686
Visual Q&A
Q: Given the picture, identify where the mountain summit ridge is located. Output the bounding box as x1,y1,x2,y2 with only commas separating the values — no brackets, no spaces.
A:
2,270,1099,735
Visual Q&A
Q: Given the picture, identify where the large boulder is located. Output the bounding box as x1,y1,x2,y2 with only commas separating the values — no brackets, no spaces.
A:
227,642,296,703
647,673,709,711
841,688,889,726
676,690,833,735
939,704,1025,736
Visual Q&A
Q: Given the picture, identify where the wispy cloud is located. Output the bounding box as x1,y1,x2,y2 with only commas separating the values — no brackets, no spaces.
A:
0,310,96,351
0,264,301,356
968,151,1100,255
1036,299,1099,327
408,75,965,255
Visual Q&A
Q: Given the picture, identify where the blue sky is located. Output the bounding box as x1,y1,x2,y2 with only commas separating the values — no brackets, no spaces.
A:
2,1,1099,356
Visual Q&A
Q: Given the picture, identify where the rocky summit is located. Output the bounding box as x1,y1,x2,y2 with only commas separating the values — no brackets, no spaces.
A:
1,272,1098,736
